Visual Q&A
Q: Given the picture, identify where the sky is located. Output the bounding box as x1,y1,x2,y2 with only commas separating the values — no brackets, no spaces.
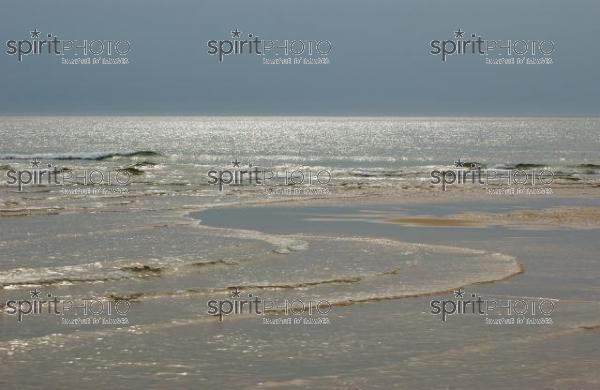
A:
1,0,599,115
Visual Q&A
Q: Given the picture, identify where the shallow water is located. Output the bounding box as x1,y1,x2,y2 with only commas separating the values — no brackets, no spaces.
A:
1,195,599,388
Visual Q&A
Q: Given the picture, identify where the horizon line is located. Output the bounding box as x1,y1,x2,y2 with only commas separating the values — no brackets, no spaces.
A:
1,114,599,118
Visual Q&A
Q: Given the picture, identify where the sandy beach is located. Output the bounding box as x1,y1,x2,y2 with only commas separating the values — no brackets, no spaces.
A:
1,182,600,388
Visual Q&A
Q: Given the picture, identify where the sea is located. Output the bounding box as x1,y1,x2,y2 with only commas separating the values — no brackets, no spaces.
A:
0,117,599,389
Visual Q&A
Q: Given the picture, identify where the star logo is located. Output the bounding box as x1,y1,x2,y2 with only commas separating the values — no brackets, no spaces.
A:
30,29,41,38
454,29,465,38
30,159,40,168
231,159,241,167
30,289,41,298
231,29,241,38
454,158,464,167
230,287,241,298
454,288,465,299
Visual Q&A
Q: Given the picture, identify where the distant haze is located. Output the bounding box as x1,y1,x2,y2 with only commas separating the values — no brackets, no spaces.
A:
1,0,598,115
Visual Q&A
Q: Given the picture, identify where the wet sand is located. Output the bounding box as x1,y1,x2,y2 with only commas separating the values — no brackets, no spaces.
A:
385,216,483,227
1,188,600,389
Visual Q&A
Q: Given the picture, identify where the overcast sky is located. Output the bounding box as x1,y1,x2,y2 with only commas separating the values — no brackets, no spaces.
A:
1,0,598,115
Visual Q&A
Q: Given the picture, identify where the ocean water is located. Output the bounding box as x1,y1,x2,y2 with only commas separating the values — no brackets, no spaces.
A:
1,117,599,388
1,117,599,189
